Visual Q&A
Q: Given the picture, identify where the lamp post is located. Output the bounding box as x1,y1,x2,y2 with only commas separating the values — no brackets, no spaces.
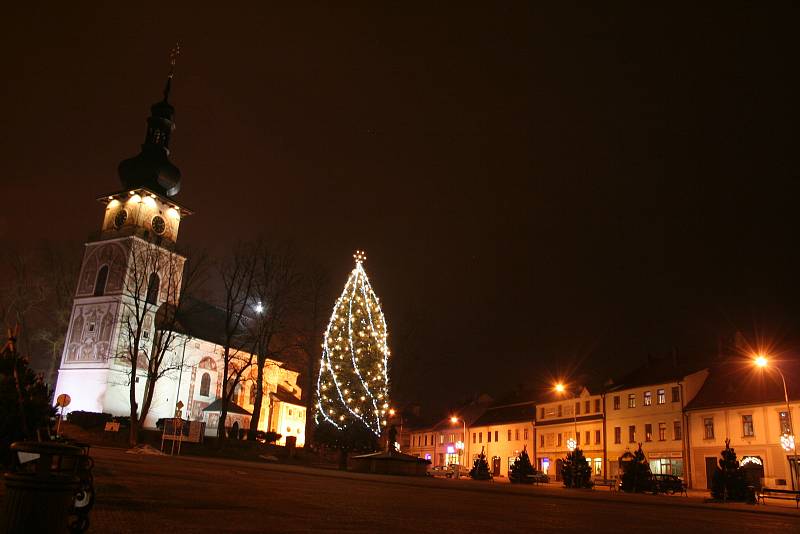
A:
754,355,799,490
450,416,467,468
555,382,578,439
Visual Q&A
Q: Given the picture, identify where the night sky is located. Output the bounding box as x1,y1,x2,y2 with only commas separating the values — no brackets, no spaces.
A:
2,4,798,411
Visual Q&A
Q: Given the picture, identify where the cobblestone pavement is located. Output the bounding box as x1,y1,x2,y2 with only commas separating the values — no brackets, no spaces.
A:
77,447,800,533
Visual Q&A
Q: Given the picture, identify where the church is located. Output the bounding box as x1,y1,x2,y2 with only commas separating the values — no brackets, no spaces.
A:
52,62,306,445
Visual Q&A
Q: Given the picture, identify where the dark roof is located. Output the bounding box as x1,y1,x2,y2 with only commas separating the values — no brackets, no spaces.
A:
471,401,536,427
165,297,252,350
685,358,800,410
271,387,303,406
606,356,707,392
202,398,252,416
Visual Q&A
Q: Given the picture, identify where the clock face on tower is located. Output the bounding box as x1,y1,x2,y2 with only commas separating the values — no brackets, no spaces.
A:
151,215,166,235
114,209,128,229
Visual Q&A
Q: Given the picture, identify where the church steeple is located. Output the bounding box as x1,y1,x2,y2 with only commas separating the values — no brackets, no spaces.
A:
118,44,182,198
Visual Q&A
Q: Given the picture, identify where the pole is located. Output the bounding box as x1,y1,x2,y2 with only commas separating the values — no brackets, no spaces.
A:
175,336,191,416
775,366,799,491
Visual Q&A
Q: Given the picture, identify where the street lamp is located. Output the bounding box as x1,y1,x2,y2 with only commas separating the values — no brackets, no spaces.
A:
450,416,467,468
753,355,799,490
554,382,578,439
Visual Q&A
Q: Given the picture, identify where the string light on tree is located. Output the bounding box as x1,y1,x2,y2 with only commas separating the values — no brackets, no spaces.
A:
315,250,391,436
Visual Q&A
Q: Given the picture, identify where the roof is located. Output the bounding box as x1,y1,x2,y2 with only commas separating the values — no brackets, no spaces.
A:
605,356,707,392
685,358,800,411
270,387,303,406
164,297,252,350
202,398,252,416
471,401,536,428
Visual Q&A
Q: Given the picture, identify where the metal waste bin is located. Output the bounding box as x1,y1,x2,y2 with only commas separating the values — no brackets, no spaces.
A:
2,442,84,534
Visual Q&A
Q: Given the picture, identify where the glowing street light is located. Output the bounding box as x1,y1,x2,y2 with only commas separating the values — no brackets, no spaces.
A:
753,354,798,490
554,382,578,445
450,415,468,468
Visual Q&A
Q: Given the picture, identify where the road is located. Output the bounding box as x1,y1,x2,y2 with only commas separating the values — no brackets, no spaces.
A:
86,447,797,533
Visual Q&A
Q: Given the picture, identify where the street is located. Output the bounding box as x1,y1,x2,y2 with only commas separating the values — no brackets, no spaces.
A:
84,447,798,533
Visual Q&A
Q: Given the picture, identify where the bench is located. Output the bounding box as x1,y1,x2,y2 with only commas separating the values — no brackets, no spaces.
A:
757,487,800,508
593,478,618,492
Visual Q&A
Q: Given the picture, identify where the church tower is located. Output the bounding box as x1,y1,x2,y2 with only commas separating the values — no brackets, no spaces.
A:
54,52,192,418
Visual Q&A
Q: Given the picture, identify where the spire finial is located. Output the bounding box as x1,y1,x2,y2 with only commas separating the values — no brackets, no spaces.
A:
163,42,181,102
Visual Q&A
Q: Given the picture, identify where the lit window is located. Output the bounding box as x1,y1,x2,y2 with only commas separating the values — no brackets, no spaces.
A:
645,424,652,442
628,394,636,408
657,389,665,404
644,391,652,406
703,418,714,439
742,415,754,437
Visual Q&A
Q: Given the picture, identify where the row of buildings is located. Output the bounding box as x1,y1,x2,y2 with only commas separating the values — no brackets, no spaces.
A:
405,356,800,490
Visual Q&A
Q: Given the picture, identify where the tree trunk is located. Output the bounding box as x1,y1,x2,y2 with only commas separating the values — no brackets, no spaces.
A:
248,360,265,440
129,358,139,447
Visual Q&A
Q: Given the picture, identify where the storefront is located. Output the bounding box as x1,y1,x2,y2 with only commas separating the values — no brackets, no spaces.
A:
648,452,684,477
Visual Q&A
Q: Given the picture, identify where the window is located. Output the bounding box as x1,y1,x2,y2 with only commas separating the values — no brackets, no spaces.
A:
614,396,620,410
673,421,682,440
585,400,590,413
473,433,476,444
628,425,636,443
508,429,512,441
494,431,498,442
479,432,482,443
703,417,714,439
523,428,528,440
576,432,580,445
780,412,791,434
657,389,666,404
540,407,545,419
658,422,666,441
488,431,492,443
440,434,444,444
199,372,211,396
288,409,292,416
575,402,580,416
94,265,109,296
628,394,636,408
671,386,680,402
557,434,562,447
515,428,520,440
249,384,257,404
557,405,563,417
595,430,601,444
142,330,150,340
424,435,428,446
88,323,96,333
594,399,601,412
644,391,652,406
146,272,160,304
540,434,545,447
614,427,621,444
742,415,754,437
645,424,652,442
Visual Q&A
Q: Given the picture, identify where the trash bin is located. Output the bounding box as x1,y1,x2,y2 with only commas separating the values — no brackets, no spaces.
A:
2,442,83,534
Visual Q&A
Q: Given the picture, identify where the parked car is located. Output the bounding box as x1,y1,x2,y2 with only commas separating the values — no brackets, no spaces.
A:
530,470,550,484
428,464,467,478
651,474,685,494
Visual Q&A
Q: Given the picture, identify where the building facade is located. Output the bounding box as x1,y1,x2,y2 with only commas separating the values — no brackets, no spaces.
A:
468,401,536,478
534,388,605,479
604,368,708,481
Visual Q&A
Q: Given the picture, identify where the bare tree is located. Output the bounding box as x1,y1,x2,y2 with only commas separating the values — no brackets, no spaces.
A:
296,261,330,446
246,241,301,440
117,238,204,446
216,242,257,440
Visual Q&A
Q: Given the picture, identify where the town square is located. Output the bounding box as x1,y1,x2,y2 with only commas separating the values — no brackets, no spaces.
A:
1,3,799,533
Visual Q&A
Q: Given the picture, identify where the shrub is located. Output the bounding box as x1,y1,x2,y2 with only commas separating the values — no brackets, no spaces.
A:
509,446,535,483
561,447,594,489
619,443,652,493
710,438,754,502
66,410,113,429
469,447,492,480
256,431,282,444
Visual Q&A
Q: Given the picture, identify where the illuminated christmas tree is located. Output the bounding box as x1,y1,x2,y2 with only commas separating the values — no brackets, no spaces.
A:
315,251,391,436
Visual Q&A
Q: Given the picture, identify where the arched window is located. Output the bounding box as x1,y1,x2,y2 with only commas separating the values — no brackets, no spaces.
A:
199,372,211,397
146,273,160,304
94,265,109,296
249,384,257,404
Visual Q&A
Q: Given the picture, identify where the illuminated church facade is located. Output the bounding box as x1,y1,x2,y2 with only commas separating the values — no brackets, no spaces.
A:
53,64,306,444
